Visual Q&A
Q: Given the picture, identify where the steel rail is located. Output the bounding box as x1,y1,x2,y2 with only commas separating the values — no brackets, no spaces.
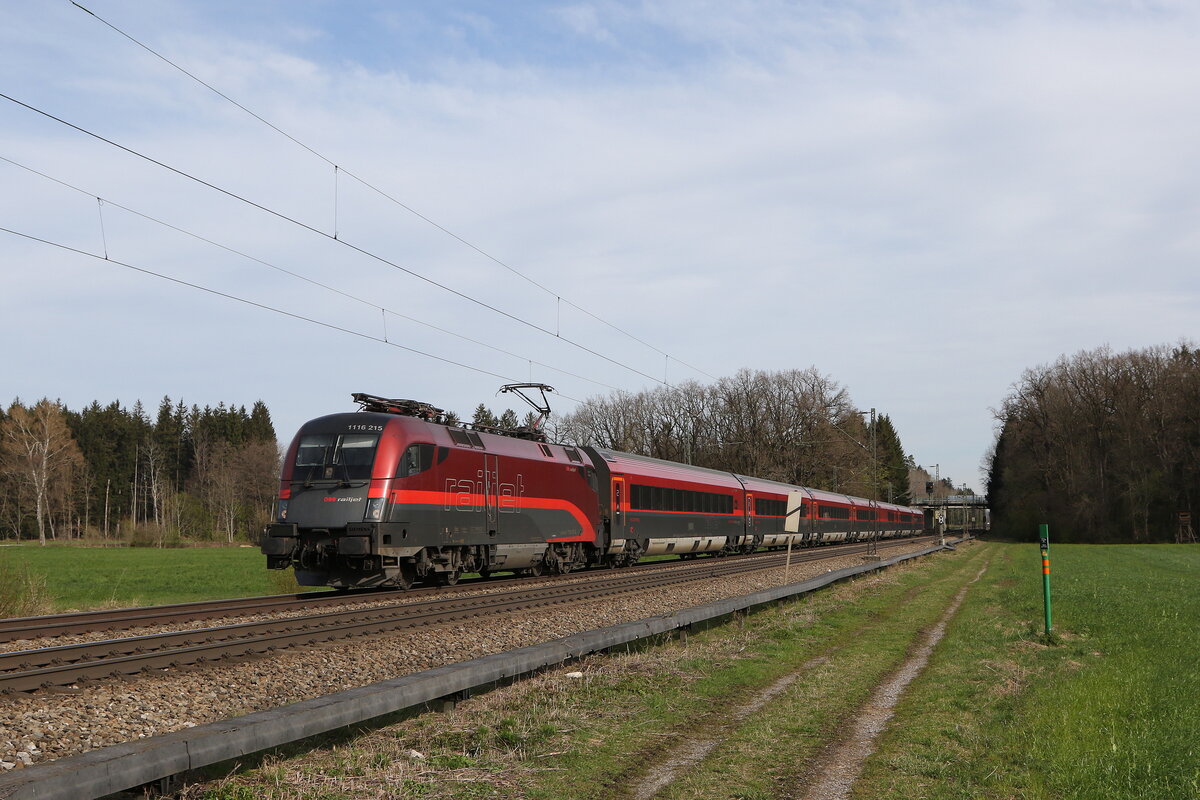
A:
0,536,932,643
0,550,773,642
0,538,931,693
0,590,379,643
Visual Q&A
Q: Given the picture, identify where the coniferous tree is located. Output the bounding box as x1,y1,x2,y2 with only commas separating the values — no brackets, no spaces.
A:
872,414,911,504
247,401,276,443
4,395,280,544
472,404,500,428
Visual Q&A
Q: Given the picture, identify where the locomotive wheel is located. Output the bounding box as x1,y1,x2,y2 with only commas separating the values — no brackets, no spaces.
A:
549,544,576,575
394,563,417,590
435,568,461,586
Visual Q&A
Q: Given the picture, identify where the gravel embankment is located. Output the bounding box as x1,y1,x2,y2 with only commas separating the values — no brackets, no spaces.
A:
0,543,936,771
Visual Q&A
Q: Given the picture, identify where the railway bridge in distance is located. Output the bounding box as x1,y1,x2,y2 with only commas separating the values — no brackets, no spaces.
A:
908,495,990,535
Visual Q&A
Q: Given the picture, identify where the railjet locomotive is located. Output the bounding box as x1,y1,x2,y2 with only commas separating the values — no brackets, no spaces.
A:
261,392,925,589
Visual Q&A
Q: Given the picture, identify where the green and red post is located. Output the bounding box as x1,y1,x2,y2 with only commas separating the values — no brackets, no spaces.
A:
1039,523,1052,635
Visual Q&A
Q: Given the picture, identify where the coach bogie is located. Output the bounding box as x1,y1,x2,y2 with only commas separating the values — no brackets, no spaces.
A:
601,536,643,568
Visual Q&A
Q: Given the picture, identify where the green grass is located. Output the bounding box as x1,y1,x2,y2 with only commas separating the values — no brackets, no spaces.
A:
856,542,1200,800
183,542,1200,800
0,544,302,612
182,546,987,800
660,552,987,800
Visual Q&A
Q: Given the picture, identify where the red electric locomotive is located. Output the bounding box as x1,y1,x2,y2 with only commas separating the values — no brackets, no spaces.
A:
261,391,925,589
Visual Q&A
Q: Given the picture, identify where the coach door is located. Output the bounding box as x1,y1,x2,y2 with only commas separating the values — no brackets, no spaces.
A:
611,478,625,536
483,455,499,535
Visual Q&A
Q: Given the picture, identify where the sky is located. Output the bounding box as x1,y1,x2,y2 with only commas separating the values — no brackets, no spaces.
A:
2,0,1198,493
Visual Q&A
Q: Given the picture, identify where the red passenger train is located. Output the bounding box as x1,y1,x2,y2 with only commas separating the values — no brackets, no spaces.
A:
261,393,925,589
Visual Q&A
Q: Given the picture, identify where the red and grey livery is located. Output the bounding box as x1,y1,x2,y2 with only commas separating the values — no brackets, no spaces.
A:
262,393,925,589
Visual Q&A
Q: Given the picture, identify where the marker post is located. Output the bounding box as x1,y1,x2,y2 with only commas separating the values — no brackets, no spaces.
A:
784,492,806,583
1039,523,1052,635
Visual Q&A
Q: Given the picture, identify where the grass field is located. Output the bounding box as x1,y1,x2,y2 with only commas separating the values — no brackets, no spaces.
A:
857,542,1200,800
180,541,1199,800
0,544,301,613
186,544,992,800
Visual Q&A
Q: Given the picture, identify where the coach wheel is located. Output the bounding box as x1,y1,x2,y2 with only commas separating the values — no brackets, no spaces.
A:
525,562,545,577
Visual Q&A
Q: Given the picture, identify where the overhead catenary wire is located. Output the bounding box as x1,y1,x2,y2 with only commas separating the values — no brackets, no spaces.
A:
68,0,718,383
0,153,622,394
0,91,670,388
0,223,585,405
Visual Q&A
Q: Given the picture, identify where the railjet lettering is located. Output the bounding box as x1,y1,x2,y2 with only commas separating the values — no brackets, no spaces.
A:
442,475,525,512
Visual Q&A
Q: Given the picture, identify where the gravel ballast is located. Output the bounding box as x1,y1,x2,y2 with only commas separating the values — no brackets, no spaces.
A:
0,543,934,771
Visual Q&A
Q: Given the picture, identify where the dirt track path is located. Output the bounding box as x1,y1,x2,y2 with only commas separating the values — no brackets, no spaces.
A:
791,559,990,800
628,654,832,800
623,554,989,800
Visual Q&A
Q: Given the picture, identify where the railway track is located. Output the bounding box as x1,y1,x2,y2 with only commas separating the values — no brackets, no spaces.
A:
0,537,934,693
0,550,781,643
0,537,934,644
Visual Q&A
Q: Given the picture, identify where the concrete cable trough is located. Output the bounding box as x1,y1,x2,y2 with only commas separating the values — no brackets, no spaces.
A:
0,543,953,800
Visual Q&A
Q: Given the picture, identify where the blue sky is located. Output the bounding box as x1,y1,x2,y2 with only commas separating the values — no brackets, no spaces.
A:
3,1,1199,492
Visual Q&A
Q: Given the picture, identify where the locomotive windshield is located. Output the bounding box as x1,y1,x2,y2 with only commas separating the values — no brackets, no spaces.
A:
293,433,379,482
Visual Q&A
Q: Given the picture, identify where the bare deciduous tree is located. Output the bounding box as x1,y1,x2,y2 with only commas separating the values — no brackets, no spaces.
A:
988,342,1200,542
557,367,898,497
0,399,84,545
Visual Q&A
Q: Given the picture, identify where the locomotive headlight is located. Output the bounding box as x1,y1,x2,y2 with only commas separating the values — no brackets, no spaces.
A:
277,500,289,522
364,498,386,522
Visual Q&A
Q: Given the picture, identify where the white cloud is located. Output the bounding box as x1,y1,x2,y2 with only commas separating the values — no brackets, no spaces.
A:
2,1,1199,487
552,4,619,45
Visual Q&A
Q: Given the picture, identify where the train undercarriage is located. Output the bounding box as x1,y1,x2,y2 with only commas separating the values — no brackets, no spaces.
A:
261,524,859,590
264,525,605,589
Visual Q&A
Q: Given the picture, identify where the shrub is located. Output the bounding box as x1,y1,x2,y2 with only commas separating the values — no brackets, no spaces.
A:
0,554,53,618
